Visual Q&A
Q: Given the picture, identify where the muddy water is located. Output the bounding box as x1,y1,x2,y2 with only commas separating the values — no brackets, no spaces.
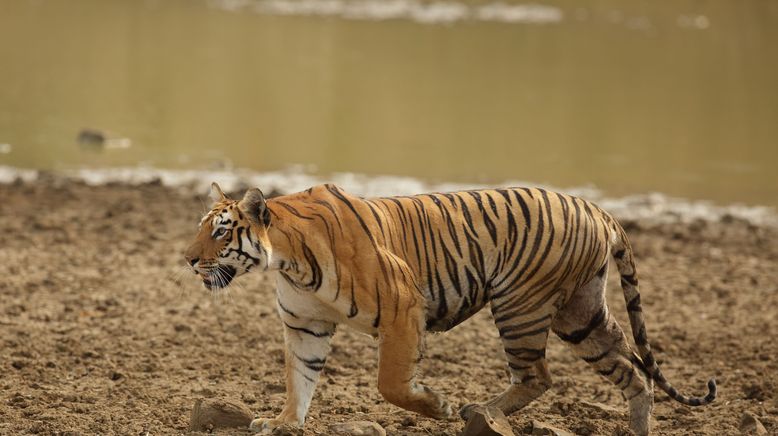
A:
0,0,776,205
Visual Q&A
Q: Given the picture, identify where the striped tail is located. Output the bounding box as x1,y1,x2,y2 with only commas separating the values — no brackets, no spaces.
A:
610,222,716,406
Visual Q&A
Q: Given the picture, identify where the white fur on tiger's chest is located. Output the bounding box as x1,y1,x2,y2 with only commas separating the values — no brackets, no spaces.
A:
273,277,379,337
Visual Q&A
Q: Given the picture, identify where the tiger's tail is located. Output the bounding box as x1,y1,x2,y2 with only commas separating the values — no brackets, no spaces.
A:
610,221,716,406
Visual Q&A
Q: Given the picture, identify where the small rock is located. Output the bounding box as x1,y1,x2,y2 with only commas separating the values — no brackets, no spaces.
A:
742,384,767,401
328,420,386,436
192,387,216,397
265,382,285,394
8,393,29,409
11,350,33,359
188,398,253,432
173,323,192,333
271,424,303,436
77,129,106,146
77,128,132,150
461,405,515,436
548,401,569,416
739,412,767,435
400,416,417,427
28,421,49,434
531,420,575,436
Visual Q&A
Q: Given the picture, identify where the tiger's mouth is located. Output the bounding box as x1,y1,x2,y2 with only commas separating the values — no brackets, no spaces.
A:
201,265,237,290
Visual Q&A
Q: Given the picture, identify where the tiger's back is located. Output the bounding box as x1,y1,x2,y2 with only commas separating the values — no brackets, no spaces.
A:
375,187,613,331
291,185,615,333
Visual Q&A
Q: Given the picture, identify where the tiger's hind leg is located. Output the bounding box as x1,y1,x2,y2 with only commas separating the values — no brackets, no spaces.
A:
377,306,452,420
552,265,654,436
459,297,556,420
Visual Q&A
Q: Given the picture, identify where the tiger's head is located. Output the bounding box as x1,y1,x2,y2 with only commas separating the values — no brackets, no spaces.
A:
184,182,272,290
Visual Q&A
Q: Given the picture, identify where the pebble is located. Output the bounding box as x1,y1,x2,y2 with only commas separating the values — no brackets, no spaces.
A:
530,420,575,436
400,416,416,427
739,412,767,435
270,424,303,436
328,420,386,436
174,323,192,333
461,405,515,436
188,398,253,431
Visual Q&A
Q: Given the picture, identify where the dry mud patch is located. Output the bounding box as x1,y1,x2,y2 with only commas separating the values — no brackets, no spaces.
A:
0,181,776,435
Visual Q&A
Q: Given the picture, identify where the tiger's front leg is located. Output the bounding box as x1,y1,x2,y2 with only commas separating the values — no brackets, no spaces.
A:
250,317,335,434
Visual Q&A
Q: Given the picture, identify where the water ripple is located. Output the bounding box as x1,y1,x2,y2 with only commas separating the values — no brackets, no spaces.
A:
207,0,563,25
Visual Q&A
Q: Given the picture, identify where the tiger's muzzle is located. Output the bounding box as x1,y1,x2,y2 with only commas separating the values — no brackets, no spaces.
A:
201,265,237,290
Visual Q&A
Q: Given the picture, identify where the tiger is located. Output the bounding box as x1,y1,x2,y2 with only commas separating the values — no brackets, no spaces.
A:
183,182,716,436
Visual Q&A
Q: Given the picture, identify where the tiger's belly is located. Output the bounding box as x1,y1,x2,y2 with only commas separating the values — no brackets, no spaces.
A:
422,285,490,332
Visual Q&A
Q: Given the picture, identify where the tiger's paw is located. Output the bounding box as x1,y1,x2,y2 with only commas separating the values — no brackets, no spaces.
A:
425,399,453,420
438,400,454,420
249,417,301,434
426,390,454,420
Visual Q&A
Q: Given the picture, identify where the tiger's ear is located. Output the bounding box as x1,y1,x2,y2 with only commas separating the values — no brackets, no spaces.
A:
209,182,228,203
239,188,271,226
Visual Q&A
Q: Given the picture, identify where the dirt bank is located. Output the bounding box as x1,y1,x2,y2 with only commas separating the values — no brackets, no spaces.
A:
0,180,776,435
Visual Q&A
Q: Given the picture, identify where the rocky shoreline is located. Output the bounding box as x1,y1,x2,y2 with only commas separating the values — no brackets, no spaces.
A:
2,165,775,227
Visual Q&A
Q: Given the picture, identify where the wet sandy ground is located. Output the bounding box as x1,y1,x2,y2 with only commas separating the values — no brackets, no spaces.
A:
0,180,776,435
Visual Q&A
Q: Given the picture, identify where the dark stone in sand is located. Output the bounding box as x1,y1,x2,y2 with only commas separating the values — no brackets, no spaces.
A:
188,398,253,432
328,421,386,436
739,412,767,435
460,405,515,436
530,420,575,436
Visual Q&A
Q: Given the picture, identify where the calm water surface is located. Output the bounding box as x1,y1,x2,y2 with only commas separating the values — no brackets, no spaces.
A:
1,0,776,205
